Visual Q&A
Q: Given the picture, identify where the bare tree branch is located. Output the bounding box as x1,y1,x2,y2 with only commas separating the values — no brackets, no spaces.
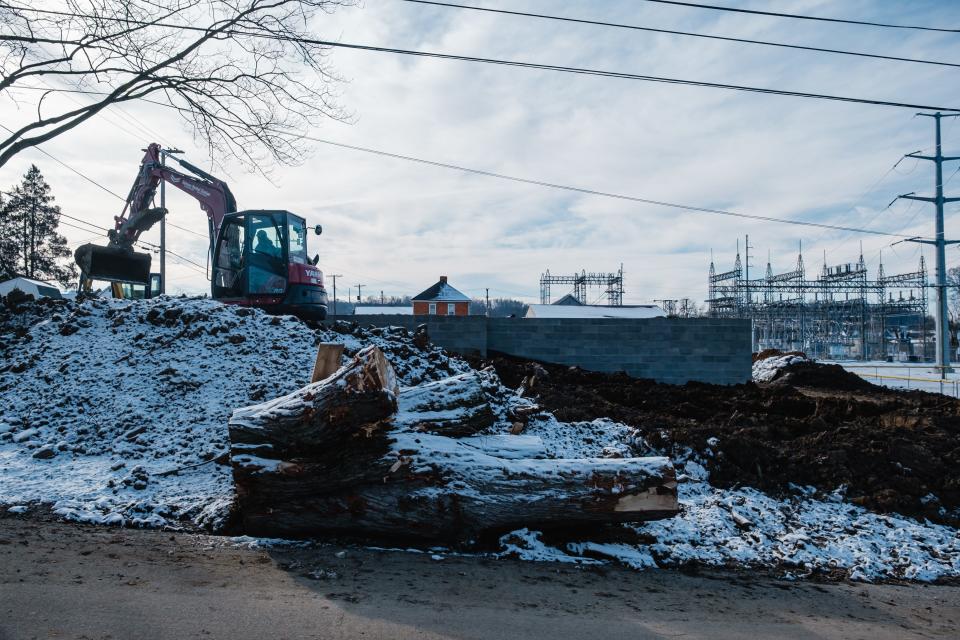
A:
0,0,354,169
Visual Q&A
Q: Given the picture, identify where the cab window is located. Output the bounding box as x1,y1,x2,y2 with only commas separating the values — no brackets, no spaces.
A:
288,218,308,265
248,214,287,295
213,216,245,298
251,215,283,259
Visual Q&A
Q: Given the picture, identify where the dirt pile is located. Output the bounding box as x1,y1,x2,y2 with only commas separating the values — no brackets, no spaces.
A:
768,361,882,393
470,354,960,526
0,295,471,529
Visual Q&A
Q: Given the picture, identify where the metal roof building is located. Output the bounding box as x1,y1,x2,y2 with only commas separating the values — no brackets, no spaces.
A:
0,277,63,299
524,304,665,319
353,306,412,315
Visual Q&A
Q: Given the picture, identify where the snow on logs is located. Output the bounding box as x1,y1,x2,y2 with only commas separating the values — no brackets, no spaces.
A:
228,345,678,540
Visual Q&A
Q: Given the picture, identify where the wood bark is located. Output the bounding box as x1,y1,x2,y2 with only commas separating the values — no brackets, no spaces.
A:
229,346,678,541
397,370,496,436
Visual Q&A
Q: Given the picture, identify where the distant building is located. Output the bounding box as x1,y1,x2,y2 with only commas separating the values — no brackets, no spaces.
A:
0,277,62,300
552,293,582,306
412,276,470,316
353,306,412,315
524,304,664,319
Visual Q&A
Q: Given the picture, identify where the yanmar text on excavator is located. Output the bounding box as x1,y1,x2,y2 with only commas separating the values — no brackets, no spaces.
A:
74,143,328,320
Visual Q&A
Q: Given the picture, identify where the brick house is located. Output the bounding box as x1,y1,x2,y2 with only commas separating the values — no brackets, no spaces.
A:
412,276,471,316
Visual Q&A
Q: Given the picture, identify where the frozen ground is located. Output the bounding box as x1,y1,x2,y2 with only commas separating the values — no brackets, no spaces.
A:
2,296,959,582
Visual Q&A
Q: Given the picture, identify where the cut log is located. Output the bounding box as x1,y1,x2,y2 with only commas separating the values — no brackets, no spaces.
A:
397,370,496,436
235,429,678,540
229,347,677,540
230,344,398,463
229,346,678,541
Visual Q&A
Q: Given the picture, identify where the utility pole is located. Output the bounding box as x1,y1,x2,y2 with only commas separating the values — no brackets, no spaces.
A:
485,288,490,316
355,284,364,303
158,147,183,295
328,274,343,319
380,290,384,305
898,112,960,378
745,234,755,352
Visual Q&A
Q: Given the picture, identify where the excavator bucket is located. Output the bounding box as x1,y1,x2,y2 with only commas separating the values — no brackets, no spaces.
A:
74,244,152,285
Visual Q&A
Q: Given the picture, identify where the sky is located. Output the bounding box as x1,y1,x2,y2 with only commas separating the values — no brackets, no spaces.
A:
3,0,960,305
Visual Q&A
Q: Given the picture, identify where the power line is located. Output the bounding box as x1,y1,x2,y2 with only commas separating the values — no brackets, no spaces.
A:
0,148,210,281
58,212,108,233
814,152,917,260
0,123,126,200
637,0,960,34
0,121,212,239
301,44,958,112
402,0,960,68
136,240,208,274
58,219,105,235
300,133,931,240
3,4,958,111
51,218,207,275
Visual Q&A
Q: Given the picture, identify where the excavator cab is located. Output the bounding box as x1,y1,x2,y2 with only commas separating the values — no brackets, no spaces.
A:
212,210,327,320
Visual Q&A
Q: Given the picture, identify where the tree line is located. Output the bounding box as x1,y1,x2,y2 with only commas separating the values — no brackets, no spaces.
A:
0,165,76,287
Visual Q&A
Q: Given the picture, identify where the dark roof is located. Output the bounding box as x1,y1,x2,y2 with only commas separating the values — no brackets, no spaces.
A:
552,293,582,306
412,278,471,302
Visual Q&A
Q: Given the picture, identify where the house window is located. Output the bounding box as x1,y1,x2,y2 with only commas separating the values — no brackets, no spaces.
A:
429,303,437,314
447,304,456,316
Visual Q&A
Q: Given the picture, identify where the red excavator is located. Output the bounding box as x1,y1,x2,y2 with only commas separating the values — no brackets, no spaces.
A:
75,144,328,320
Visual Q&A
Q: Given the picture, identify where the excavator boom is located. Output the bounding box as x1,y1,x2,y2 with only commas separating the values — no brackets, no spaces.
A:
75,143,235,285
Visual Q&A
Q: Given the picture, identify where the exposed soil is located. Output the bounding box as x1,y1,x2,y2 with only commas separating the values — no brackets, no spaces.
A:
469,353,960,526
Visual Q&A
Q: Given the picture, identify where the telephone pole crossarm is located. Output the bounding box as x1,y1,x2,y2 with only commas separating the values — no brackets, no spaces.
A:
899,194,936,203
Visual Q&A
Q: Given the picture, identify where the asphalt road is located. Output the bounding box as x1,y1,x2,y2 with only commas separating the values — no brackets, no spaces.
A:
1,516,958,640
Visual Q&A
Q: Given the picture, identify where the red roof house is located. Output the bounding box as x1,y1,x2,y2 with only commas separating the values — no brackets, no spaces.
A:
412,276,471,316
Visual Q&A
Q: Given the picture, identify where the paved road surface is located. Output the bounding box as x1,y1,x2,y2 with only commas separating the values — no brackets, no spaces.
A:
1,517,958,639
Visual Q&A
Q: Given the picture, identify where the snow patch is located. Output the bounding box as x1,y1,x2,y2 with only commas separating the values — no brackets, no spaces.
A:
752,355,810,382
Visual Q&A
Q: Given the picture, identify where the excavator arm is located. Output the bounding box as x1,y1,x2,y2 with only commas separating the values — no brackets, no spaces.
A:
75,143,237,285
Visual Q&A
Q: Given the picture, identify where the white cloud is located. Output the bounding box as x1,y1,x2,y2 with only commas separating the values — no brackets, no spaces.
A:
3,0,959,303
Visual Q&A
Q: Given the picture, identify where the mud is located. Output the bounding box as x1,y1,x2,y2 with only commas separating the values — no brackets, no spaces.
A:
470,353,960,526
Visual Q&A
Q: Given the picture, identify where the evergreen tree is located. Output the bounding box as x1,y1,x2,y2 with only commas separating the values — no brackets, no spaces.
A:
0,191,19,280
2,165,76,287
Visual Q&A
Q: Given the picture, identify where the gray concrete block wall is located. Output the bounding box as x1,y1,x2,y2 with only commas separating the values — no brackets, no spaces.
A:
347,314,488,356
488,317,751,385
343,315,751,385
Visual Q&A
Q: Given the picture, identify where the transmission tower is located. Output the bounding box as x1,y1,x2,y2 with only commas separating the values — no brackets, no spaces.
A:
539,265,624,305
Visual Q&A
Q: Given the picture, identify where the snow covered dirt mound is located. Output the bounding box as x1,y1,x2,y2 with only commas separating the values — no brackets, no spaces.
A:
752,354,810,382
0,296,470,529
